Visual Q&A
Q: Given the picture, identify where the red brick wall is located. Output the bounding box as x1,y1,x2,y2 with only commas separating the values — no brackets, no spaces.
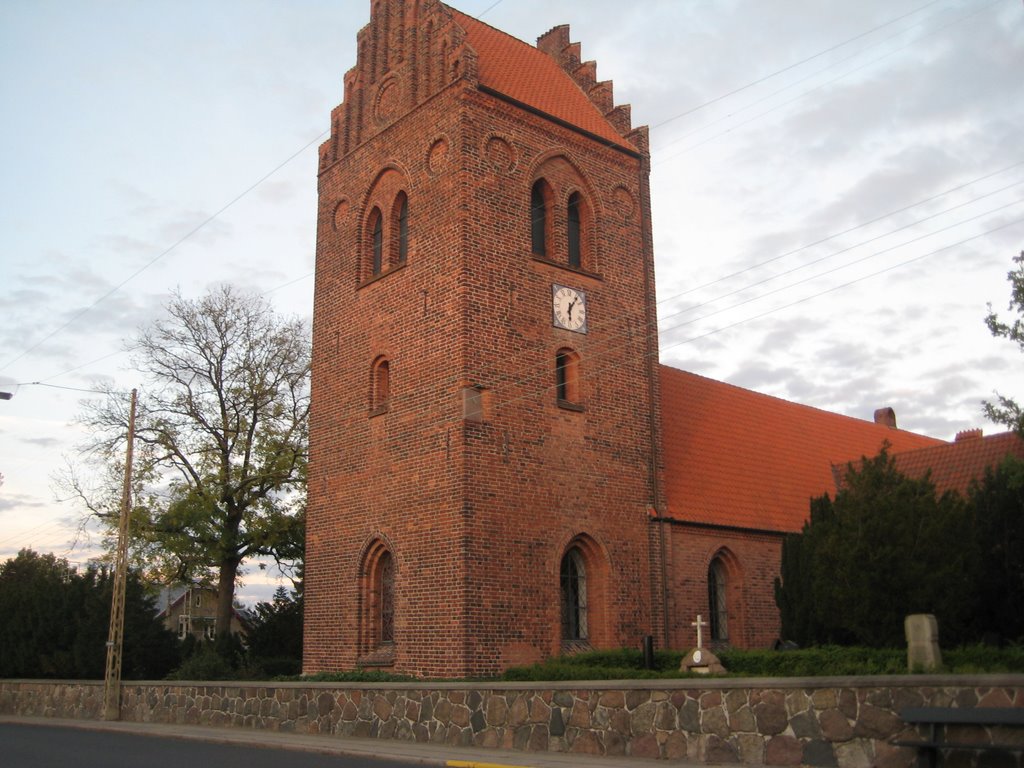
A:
660,523,784,651
306,1,663,678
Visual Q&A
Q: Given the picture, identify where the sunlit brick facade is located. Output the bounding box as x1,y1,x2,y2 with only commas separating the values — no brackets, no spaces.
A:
305,1,949,678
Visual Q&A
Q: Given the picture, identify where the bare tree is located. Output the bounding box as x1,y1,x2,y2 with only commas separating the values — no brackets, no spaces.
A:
73,286,310,637
985,250,1024,436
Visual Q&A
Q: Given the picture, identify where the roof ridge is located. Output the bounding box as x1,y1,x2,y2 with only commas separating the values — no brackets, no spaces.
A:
444,4,638,152
660,364,946,442
444,3,533,50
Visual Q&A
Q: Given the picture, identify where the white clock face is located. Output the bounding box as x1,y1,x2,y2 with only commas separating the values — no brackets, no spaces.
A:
552,285,587,333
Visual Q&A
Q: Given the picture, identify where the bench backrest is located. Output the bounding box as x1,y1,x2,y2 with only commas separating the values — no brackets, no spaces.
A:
900,707,1024,726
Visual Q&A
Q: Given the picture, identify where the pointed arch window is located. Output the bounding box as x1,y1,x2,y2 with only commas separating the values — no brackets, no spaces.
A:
360,540,397,654
567,192,583,268
708,557,728,642
560,548,588,641
378,550,395,643
393,192,409,265
531,179,553,257
369,207,384,276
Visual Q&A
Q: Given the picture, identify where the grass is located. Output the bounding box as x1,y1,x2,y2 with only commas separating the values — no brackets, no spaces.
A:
275,645,1024,684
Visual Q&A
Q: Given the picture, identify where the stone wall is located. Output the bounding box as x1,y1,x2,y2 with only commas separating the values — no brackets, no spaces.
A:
2,676,1022,765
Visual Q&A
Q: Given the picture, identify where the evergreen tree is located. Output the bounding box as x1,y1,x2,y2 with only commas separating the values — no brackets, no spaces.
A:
967,454,1024,642
776,451,973,647
0,549,179,679
245,586,303,676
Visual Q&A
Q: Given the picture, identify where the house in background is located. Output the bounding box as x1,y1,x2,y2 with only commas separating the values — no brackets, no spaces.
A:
156,584,249,641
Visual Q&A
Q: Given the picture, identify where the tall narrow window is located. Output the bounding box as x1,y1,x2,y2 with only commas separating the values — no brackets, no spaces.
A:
370,207,383,275
396,194,408,264
361,541,397,652
708,558,728,641
371,356,390,413
567,192,582,268
531,179,551,257
561,548,588,641
555,348,580,405
378,551,395,643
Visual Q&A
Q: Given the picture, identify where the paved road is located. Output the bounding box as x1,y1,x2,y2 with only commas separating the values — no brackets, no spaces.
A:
0,716,698,768
0,723,426,768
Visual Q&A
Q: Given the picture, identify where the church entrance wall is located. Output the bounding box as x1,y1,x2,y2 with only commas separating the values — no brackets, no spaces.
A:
661,522,785,651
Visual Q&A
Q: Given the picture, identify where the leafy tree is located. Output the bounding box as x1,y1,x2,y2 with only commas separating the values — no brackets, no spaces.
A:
0,549,179,678
775,450,973,647
984,250,1024,436
967,454,1024,642
71,286,310,639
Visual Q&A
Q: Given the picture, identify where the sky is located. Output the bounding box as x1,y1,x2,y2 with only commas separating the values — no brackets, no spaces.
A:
1,0,1022,606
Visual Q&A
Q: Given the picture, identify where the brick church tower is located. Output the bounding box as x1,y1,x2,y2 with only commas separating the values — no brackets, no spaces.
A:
305,0,664,678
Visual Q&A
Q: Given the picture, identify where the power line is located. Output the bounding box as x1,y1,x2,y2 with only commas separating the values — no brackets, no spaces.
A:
660,183,1024,327
654,0,1000,158
1,0,1001,385
0,130,328,374
659,215,1024,358
661,198,1024,335
651,0,947,130
22,160,1024,405
0,1,1014,482
666,160,1024,300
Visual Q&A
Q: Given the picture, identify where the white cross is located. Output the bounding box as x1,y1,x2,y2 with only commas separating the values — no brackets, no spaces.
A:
691,614,708,649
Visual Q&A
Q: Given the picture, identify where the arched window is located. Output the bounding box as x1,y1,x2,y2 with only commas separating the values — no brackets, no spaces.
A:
560,548,588,641
567,192,583,268
530,179,552,257
395,193,408,264
360,540,396,652
555,348,580,405
377,550,395,643
371,356,390,413
369,207,383,276
708,557,728,642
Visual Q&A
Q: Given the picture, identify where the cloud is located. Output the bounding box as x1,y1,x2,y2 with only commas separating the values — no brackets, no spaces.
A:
0,494,47,512
18,435,61,448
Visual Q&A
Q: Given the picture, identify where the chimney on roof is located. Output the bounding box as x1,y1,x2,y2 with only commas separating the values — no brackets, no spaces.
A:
874,407,897,429
955,428,983,442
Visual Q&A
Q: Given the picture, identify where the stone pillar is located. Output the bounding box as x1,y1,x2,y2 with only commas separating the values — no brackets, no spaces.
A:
905,614,942,671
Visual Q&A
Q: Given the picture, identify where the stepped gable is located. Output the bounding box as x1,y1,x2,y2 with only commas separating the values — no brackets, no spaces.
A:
445,7,639,152
659,366,947,533
319,1,638,168
320,0,476,167
893,429,1024,496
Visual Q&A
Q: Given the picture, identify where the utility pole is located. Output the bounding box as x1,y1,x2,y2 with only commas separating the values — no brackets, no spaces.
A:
103,388,137,721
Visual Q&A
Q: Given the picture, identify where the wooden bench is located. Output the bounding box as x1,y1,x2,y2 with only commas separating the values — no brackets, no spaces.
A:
893,707,1024,768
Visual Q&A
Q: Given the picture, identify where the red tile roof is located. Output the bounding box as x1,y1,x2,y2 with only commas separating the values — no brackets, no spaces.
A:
446,7,636,152
659,366,946,533
893,430,1024,497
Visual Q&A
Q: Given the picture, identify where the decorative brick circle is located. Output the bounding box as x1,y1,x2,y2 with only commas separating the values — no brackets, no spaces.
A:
612,185,635,222
374,78,401,124
427,136,449,175
484,135,516,175
332,198,350,231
